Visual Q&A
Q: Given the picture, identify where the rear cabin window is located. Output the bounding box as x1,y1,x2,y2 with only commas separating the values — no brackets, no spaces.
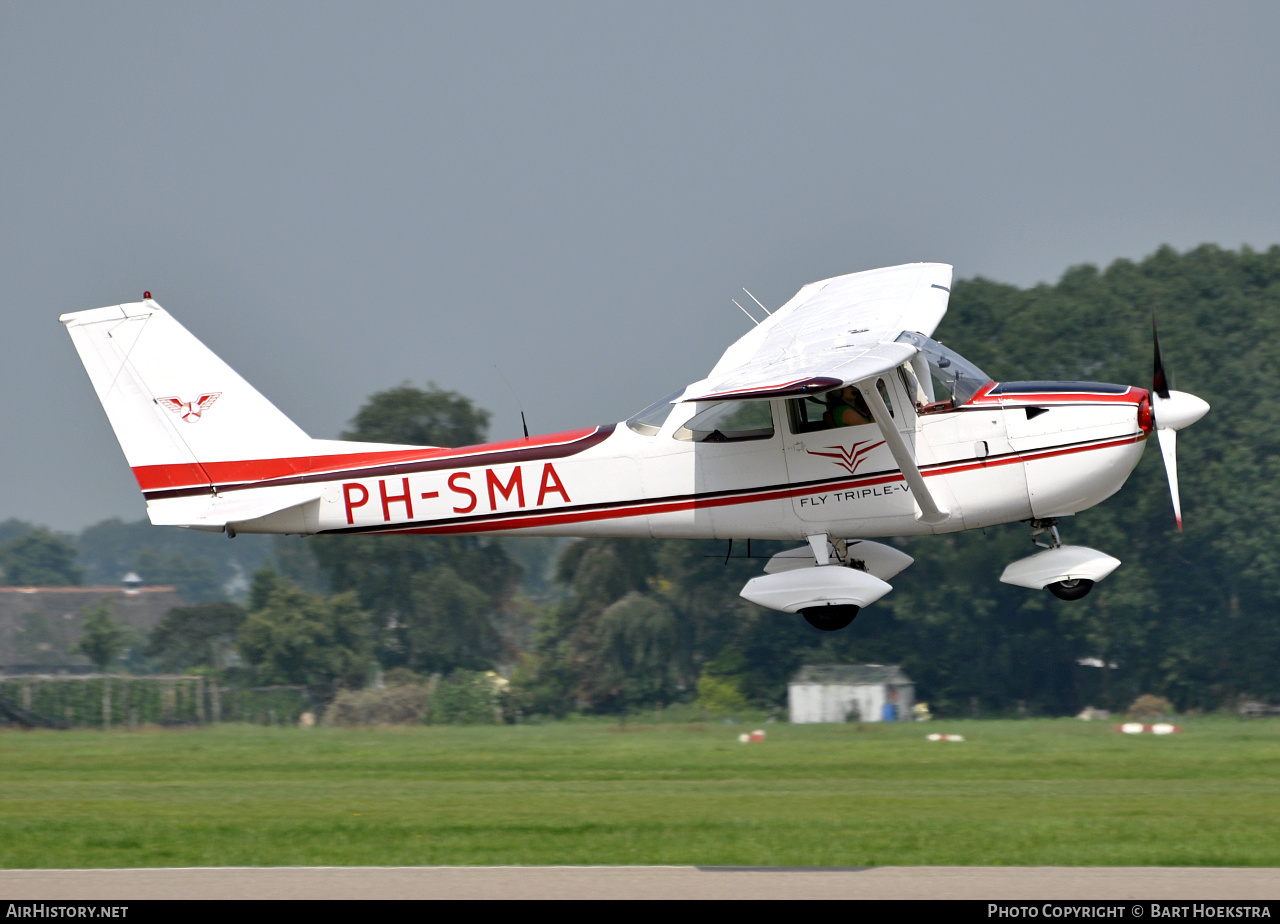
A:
674,400,775,442
626,391,682,436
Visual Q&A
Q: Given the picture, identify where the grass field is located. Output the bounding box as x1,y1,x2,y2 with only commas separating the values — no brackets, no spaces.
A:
1,717,1278,868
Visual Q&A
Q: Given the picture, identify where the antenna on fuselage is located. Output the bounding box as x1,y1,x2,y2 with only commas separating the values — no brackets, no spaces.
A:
493,365,530,440
743,288,772,316
732,299,760,326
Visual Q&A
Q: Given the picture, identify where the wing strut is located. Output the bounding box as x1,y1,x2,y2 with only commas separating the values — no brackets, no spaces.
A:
856,378,950,525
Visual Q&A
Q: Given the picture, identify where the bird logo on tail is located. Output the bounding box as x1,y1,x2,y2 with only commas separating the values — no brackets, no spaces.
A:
158,392,221,423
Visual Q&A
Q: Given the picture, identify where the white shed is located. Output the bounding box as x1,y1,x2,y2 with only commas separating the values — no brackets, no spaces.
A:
788,664,915,724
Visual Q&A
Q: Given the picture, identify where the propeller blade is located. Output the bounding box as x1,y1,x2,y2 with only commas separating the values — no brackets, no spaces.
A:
1157,427,1182,531
1152,312,1171,399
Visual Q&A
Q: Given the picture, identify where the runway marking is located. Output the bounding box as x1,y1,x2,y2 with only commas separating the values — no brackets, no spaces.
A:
0,867,1277,900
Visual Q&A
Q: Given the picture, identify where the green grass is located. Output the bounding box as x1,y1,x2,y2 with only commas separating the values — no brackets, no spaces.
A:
1,717,1278,867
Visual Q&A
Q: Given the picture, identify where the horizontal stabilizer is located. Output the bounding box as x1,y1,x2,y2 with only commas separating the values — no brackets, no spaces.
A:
147,485,323,533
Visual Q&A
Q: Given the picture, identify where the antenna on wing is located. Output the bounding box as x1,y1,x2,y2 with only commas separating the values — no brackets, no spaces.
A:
732,298,760,326
743,288,772,316
493,365,530,440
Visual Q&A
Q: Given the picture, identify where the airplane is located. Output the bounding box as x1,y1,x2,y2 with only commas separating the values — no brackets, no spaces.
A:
60,263,1209,631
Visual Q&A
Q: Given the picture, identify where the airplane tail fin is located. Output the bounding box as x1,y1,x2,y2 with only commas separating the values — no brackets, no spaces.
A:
60,299,316,495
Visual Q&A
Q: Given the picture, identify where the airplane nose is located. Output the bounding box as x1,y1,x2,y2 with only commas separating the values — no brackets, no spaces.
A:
1150,314,1209,531
1153,390,1210,431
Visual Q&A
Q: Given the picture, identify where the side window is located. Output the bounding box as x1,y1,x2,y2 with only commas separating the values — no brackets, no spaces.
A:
787,387,875,433
674,400,775,443
876,379,894,418
787,396,833,433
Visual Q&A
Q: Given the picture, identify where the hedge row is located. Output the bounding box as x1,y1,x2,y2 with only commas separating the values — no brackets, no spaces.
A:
0,677,309,728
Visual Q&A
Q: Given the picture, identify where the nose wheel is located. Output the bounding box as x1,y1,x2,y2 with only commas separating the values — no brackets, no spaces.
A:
1003,519,1105,600
1032,518,1096,598
800,605,860,631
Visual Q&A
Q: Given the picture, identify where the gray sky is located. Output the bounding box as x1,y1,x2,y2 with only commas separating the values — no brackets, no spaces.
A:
3,2,1278,530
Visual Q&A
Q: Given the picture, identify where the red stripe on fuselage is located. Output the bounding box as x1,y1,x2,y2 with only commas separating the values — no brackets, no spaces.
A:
345,432,1146,536
132,426,607,494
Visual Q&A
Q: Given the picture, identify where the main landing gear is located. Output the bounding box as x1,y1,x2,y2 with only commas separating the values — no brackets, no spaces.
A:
800,604,860,631
800,537,862,630
739,534,914,632
999,518,1122,600
1047,579,1093,601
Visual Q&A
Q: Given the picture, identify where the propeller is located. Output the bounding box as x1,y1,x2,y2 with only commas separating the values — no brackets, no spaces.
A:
1150,314,1209,530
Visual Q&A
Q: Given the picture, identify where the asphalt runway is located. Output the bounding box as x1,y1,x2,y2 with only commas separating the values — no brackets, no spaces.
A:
1,866,1277,900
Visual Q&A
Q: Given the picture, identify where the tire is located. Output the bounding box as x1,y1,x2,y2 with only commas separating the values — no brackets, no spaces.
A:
801,605,860,631
1047,578,1094,601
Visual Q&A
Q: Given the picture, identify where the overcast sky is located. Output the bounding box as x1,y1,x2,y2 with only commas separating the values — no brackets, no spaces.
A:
3,2,1278,530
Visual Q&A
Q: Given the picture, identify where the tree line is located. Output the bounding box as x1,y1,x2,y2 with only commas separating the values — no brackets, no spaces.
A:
3,244,1277,717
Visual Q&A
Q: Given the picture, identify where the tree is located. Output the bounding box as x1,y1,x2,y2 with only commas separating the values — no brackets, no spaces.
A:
145,601,247,672
0,529,82,586
135,549,224,602
402,566,502,673
237,571,375,693
341,381,490,448
74,599,130,671
304,381,518,673
75,516,273,591
517,538,704,712
0,519,33,549
592,592,684,711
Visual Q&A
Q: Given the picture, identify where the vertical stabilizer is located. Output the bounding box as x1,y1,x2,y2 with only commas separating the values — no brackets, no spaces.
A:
60,300,313,492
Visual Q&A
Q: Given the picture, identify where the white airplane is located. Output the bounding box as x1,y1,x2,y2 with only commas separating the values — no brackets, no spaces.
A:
61,263,1208,631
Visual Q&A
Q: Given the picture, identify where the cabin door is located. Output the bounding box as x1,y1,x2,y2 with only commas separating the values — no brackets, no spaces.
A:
783,371,918,525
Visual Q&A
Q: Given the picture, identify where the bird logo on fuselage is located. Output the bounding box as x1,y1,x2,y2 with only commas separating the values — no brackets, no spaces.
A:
805,439,884,474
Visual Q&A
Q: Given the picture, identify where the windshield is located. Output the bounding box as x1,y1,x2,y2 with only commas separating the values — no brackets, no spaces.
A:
626,391,683,435
895,332,992,406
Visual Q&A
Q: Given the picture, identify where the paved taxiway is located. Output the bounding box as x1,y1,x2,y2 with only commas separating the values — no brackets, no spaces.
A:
1,867,1278,899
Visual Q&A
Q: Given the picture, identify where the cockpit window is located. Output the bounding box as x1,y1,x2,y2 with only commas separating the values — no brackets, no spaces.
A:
674,400,775,442
626,391,683,436
895,331,992,406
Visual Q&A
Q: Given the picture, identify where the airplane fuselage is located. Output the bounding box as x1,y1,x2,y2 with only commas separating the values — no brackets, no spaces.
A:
148,380,1150,542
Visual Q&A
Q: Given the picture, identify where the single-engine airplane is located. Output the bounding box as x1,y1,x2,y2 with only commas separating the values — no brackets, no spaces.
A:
61,263,1208,630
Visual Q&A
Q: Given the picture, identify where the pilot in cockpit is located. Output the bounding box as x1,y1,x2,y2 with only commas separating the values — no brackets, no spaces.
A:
823,385,873,428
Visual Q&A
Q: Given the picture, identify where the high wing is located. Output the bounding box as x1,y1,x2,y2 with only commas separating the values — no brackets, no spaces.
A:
681,262,952,402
